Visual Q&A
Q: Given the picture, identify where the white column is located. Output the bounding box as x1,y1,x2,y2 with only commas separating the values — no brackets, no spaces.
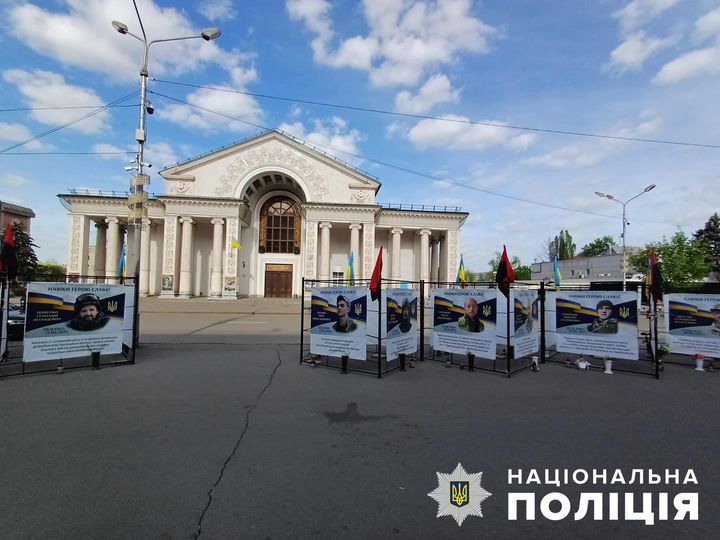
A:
126,227,136,278
362,223,375,280
105,218,120,284
210,218,225,298
349,223,361,277
161,215,178,296
66,214,90,281
418,229,431,283
430,237,440,282
304,220,318,280
391,227,403,280
178,216,194,298
93,221,107,280
223,217,240,298
139,218,152,296
319,222,332,281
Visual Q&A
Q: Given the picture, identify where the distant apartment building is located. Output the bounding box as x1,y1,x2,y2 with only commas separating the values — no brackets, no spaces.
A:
0,200,35,232
531,246,644,287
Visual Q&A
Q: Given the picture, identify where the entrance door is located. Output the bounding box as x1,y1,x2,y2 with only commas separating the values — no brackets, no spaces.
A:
264,264,293,298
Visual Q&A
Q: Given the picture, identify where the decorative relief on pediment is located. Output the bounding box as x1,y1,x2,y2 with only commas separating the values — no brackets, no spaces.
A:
214,144,329,201
304,221,317,279
351,190,372,203
168,181,192,195
362,223,375,278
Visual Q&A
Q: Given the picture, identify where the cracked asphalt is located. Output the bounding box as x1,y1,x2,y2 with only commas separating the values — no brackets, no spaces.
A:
1,297,719,539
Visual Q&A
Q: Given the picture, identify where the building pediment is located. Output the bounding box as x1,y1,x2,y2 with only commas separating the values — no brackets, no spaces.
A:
160,130,380,205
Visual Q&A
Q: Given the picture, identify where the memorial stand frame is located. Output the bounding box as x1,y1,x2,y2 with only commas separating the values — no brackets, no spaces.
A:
0,272,140,379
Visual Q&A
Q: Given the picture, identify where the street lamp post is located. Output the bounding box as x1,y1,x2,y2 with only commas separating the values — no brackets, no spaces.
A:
595,184,656,291
111,12,220,290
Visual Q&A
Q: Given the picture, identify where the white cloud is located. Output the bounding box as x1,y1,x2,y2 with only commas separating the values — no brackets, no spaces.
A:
395,73,460,114
3,69,109,134
696,7,720,40
197,0,237,21
0,122,45,151
653,46,720,84
406,115,536,151
0,172,31,188
605,32,674,73
286,0,495,87
145,141,179,168
7,0,253,84
612,0,681,34
92,143,129,160
525,113,663,168
157,86,264,132
277,116,364,164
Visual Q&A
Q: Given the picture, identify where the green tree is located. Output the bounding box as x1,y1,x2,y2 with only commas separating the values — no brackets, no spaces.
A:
693,212,720,273
485,252,532,280
629,231,710,290
547,230,576,260
34,260,67,281
11,221,38,282
580,235,616,257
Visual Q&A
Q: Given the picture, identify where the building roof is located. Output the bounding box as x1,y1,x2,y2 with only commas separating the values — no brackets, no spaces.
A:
0,200,35,218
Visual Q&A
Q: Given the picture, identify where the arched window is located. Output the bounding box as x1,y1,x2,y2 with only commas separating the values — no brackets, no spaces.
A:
259,196,301,254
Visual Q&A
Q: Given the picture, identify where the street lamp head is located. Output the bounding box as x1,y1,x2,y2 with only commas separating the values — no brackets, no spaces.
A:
112,20,129,34
594,191,605,198
644,184,656,192
201,28,221,41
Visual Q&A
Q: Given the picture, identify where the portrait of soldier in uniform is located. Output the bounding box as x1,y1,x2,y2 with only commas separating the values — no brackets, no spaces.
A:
458,297,484,332
68,293,110,332
399,299,413,333
333,294,357,333
587,299,618,334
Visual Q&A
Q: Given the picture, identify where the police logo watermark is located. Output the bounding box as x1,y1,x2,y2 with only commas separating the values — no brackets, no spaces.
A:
428,463,491,526
450,481,469,507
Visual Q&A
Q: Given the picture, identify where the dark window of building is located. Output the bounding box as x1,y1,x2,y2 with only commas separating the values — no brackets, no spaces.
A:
259,196,301,254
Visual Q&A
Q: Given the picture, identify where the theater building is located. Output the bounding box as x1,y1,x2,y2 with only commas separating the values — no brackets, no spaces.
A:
59,130,468,298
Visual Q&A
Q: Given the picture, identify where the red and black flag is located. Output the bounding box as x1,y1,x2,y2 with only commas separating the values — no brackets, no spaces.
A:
369,247,383,302
0,223,18,280
495,244,515,297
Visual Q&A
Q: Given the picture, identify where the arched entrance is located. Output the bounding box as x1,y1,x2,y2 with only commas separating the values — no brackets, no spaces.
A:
258,195,301,298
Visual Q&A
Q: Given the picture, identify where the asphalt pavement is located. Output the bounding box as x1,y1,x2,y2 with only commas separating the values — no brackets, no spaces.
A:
1,297,717,539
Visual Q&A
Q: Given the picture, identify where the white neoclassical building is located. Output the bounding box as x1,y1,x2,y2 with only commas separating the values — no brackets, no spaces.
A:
60,130,468,298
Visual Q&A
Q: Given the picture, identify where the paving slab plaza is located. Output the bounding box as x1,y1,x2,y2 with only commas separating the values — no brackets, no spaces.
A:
1,297,719,540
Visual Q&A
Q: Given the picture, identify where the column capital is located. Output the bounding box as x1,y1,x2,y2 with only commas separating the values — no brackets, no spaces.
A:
141,217,152,226
94,220,108,229
349,223,362,231
418,228,432,237
391,227,404,235
105,217,120,225
319,221,333,229
179,216,195,225
211,217,225,226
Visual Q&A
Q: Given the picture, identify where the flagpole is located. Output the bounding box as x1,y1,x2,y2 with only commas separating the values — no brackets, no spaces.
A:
506,289,511,377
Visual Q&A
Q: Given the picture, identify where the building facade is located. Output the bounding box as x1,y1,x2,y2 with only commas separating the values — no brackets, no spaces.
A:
59,130,467,298
0,200,35,232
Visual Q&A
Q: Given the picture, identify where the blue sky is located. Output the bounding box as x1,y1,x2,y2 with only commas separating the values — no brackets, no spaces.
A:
1,0,719,273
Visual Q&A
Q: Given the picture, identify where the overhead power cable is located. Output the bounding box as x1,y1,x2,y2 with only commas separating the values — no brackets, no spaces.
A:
0,92,138,154
152,78,720,150
150,91,670,225
2,151,135,155
0,104,138,112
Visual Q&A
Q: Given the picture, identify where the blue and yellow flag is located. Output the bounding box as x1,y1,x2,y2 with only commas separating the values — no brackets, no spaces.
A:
553,256,562,288
346,252,355,281
456,254,467,287
118,243,126,278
